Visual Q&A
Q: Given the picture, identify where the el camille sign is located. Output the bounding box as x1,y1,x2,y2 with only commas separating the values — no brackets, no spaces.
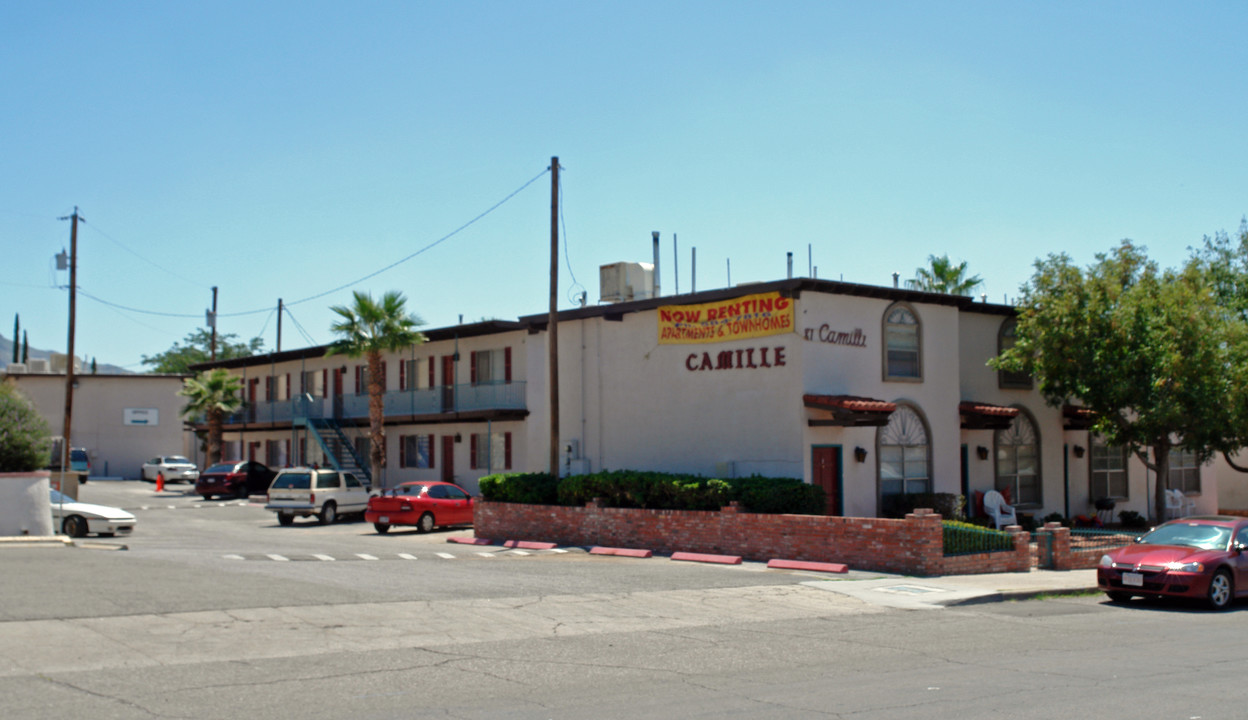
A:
803,324,867,347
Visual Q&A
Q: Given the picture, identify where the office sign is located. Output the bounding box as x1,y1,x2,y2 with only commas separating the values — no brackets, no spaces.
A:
124,408,159,426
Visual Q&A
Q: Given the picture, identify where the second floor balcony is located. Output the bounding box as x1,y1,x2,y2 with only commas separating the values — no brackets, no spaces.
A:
222,381,527,426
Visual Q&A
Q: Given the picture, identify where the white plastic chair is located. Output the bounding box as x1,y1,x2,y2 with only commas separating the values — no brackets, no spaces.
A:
1166,489,1195,519
983,490,1017,529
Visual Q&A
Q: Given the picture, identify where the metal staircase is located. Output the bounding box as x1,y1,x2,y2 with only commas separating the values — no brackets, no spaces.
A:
306,418,372,486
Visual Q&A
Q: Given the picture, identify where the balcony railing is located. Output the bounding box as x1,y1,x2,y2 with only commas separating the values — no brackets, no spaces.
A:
220,381,526,425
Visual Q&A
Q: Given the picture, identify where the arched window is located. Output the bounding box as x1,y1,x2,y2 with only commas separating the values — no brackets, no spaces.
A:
997,318,1032,389
878,404,930,514
883,303,922,380
995,409,1040,506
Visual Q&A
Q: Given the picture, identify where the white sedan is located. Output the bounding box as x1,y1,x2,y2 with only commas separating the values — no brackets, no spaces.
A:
50,489,136,538
140,455,200,483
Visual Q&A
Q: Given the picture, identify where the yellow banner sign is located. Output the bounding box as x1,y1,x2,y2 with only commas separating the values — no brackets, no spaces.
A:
658,291,795,344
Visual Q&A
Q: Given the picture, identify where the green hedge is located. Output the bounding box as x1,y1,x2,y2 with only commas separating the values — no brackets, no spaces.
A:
942,520,1015,556
478,470,826,515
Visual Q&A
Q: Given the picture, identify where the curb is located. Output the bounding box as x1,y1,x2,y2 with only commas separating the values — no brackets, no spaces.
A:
672,551,742,565
590,546,653,558
0,535,73,548
939,586,1103,606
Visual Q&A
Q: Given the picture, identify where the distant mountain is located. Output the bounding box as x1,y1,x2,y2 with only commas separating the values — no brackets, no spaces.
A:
0,334,132,374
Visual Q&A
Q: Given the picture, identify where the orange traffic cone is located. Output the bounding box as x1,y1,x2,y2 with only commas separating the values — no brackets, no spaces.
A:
156,471,165,493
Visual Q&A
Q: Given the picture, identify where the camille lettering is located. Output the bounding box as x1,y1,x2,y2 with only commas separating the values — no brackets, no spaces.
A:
803,324,867,347
686,346,787,372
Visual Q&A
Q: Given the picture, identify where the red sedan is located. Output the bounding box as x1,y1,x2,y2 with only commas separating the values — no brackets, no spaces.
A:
1098,516,1248,610
365,481,475,534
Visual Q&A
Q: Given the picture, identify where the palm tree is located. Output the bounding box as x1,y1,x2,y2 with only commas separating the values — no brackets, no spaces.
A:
327,290,426,487
180,368,243,467
908,254,984,296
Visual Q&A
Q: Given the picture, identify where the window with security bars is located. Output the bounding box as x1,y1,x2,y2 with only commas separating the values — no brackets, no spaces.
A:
878,405,930,503
471,432,511,471
1090,440,1128,499
996,411,1040,506
1168,448,1201,494
400,434,433,469
997,319,1033,389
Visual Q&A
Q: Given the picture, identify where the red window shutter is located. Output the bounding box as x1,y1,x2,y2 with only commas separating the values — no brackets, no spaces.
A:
354,366,361,394
322,369,327,397
264,376,272,401
428,357,435,388
470,434,478,469
399,435,407,468
285,374,291,400
399,359,406,390
470,351,478,385
504,347,512,383
428,434,436,469
504,432,512,469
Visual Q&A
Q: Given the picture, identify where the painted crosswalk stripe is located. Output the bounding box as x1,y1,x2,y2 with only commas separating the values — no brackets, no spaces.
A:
223,554,245,561
398,553,418,560
266,554,289,562
477,552,495,558
510,550,531,556
356,553,379,561
313,554,336,562
435,552,455,559
551,548,568,553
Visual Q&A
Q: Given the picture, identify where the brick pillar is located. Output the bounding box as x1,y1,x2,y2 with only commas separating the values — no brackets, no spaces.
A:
906,508,944,576
1043,522,1073,570
1008,526,1030,572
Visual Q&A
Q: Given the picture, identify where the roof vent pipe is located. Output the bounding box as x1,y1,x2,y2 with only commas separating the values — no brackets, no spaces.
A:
787,252,793,279
892,272,900,288
652,231,660,298
691,247,697,293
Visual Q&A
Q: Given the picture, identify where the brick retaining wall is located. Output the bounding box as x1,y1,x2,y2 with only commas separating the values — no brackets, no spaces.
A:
474,500,1031,576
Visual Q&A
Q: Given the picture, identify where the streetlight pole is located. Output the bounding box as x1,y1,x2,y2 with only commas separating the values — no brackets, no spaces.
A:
59,207,82,480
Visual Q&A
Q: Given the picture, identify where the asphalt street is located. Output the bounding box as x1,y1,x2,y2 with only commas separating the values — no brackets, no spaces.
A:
2,480,1245,719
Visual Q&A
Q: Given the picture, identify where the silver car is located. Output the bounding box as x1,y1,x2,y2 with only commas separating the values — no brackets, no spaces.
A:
140,455,200,483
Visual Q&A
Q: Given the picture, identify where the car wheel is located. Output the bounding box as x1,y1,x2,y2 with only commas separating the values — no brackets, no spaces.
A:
277,513,295,526
417,512,435,533
1106,591,1133,603
201,494,213,501
374,522,391,534
1207,569,1234,610
62,515,88,538
319,501,337,525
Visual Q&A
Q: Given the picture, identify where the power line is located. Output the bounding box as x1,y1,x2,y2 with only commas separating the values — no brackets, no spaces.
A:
558,169,585,306
70,166,550,320
82,221,210,289
283,305,318,346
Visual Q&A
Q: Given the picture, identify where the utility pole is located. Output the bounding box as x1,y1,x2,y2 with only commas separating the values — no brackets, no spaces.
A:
59,207,81,476
548,157,560,476
277,298,283,352
209,286,218,362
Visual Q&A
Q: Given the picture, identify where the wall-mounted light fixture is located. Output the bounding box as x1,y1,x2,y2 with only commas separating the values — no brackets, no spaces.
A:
1073,445,1086,458
454,433,462,443
976,446,989,461
854,446,868,463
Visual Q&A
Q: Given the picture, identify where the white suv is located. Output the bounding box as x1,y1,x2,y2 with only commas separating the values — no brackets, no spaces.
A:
265,468,369,526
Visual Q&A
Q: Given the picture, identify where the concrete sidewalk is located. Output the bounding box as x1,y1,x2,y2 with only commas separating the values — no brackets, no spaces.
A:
802,568,1100,610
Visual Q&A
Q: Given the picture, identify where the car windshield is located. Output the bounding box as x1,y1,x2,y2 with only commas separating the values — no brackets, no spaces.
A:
165,456,192,464
49,489,72,504
69,450,88,461
270,473,311,490
204,463,239,473
1140,522,1232,551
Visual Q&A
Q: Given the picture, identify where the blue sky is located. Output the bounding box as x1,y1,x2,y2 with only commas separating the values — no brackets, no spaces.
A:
3,1,1247,371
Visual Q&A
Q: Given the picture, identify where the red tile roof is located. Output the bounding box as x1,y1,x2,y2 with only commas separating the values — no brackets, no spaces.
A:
803,394,897,413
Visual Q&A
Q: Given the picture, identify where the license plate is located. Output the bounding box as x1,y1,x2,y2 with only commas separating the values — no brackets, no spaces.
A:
1122,572,1143,587
379,516,389,523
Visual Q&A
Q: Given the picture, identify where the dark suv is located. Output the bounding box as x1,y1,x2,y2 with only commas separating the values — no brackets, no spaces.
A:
195,460,276,500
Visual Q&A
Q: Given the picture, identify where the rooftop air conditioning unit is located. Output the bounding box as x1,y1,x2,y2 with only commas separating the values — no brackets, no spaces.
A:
599,262,655,304
27,358,51,373
5,363,27,374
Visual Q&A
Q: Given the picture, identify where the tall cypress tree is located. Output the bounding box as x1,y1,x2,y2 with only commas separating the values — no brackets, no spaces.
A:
21,331,28,363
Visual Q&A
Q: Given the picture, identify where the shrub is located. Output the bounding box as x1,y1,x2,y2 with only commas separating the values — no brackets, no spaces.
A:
942,520,1015,555
1118,510,1148,529
558,470,730,510
727,475,826,515
478,472,558,504
880,492,965,520
0,382,51,472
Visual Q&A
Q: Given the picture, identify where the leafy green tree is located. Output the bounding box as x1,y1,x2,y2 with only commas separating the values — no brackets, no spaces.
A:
908,254,984,295
142,329,264,374
993,241,1248,522
327,291,426,486
0,381,51,472
179,369,244,467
